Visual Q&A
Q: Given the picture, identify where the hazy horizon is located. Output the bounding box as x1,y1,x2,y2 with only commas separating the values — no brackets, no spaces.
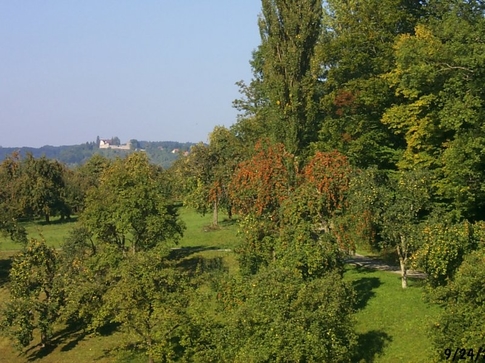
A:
1,2,261,148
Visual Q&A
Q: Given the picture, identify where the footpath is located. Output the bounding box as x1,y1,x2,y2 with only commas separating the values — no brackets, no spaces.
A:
346,253,427,279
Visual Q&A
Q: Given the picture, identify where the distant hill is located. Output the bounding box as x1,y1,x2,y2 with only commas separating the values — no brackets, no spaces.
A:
0,140,196,169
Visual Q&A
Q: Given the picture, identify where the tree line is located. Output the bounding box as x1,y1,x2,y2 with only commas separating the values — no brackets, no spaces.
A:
2,0,485,361
0,139,194,169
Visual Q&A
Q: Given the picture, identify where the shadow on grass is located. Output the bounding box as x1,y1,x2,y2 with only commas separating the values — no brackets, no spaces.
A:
25,321,121,361
169,246,226,260
202,218,239,232
353,330,392,363
407,276,428,288
177,255,228,277
0,256,13,286
352,276,381,310
24,323,85,361
219,218,238,227
99,343,146,363
35,216,78,226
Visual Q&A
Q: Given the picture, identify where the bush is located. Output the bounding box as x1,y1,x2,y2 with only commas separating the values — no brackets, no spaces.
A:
431,249,485,361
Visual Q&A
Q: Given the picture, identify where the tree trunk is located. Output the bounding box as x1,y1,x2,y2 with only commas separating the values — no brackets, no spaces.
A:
212,200,218,226
227,204,232,220
45,213,50,224
397,236,408,289
40,331,47,348
399,255,407,289
147,335,154,363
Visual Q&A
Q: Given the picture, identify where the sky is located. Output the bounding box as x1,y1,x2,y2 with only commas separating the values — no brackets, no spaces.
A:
0,1,262,148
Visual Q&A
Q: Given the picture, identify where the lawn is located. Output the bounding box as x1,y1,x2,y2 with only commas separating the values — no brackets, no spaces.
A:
346,265,441,362
0,208,441,362
0,217,78,251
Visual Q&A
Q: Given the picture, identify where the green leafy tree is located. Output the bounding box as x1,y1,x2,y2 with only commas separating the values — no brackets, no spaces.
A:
430,247,485,361
380,169,431,288
334,168,387,253
99,250,191,363
1,239,61,349
383,4,485,219
171,126,241,226
255,0,323,155
413,219,484,287
0,152,27,244
275,151,352,279
55,226,110,331
81,152,184,254
76,153,111,189
207,126,242,222
110,136,121,146
217,267,356,362
20,154,69,223
129,139,140,150
314,0,422,168
59,153,185,336
172,143,215,220
72,153,111,213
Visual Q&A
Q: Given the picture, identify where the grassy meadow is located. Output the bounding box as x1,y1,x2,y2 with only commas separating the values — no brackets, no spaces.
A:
0,208,441,362
0,217,79,251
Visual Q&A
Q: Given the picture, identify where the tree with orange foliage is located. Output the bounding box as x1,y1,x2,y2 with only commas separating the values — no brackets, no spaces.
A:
229,140,295,274
231,143,352,277
276,151,352,278
230,140,294,219
300,151,352,230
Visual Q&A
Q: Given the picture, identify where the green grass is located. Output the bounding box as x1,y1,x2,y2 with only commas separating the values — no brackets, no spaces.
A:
0,208,441,362
175,207,241,274
345,265,441,362
0,217,78,251
178,207,240,250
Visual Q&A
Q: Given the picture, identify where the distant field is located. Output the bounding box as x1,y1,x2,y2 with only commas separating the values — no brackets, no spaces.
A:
0,208,440,362
0,217,78,251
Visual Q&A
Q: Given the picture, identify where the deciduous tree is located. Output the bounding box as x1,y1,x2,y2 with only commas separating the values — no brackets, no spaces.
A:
20,154,68,223
100,250,190,363
230,140,294,274
380,169,431,288
81,152,184,254
314,0,422,168
431,247,485,361
0,152,27,244
383,4,485,219
1,239,61,348
255,0,323,155
217,267,356,362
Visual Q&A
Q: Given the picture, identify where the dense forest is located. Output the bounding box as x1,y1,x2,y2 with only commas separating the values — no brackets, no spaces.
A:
2,0,485,361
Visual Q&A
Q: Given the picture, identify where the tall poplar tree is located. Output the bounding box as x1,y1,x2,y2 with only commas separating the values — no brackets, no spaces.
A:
257,0,322,155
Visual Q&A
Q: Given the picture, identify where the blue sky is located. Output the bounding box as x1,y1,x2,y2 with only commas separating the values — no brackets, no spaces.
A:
0,1,261,147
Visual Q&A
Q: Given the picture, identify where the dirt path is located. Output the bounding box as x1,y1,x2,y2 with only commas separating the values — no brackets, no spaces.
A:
170,247,428,279
346,253,427,279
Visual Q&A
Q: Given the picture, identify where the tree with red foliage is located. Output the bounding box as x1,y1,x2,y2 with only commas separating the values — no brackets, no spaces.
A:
230,143,352,276
300,151,352,229
230,140,295,220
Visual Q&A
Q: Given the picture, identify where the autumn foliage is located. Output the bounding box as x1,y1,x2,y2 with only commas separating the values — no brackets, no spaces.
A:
229,141,352,275
229,140,294,218
301,151,351,221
